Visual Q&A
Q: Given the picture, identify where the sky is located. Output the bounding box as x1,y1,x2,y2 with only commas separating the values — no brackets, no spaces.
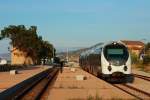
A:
0,0,150,53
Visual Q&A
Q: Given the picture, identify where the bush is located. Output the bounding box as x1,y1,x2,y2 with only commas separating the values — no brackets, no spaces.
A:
0,64,27,72
143,55,150,65
131,53,139,64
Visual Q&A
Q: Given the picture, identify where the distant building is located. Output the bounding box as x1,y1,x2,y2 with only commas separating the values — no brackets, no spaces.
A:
0,58,7,65
121,40,145,56
0,53,11,64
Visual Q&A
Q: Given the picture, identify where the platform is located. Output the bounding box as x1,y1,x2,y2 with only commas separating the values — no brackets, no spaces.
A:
0,65,51,92
46,67,135,100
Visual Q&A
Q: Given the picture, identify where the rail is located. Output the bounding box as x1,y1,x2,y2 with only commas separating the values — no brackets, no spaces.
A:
113,84,150,100
133,74,150,81
0,67,59,100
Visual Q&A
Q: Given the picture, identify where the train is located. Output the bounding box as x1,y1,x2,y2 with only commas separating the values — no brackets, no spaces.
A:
79,41,134,82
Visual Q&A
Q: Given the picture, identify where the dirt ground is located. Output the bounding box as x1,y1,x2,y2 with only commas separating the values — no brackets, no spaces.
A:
45,67,135,100
127,77,150,93
132,64,150,73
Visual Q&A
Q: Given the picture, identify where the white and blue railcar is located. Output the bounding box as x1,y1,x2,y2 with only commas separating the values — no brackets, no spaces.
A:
79,41,133,82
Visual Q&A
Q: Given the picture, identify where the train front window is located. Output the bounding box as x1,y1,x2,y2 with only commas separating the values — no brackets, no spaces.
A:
104,44,129,66
106,48,128,60
107,49,123,55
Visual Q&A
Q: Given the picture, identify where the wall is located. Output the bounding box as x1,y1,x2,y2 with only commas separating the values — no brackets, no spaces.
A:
11,47,34,65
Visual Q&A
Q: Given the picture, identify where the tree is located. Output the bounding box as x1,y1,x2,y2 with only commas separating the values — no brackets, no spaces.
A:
145,42,150,54
131,52,139,64
143,42,150,65
0,25,55,65
37,40,55,64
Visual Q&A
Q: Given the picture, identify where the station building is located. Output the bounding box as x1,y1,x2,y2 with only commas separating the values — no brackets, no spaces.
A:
121,40,145,56
11,47,34,65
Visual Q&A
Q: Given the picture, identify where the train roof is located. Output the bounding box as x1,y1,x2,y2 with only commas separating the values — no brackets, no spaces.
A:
80,43,103,56
80,41,127,57
103,41,127,48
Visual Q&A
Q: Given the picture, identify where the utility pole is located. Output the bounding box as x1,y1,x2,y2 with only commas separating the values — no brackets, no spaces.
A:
141,38,147,56
51,47,55,63
66,48,69,62
53,47,55,58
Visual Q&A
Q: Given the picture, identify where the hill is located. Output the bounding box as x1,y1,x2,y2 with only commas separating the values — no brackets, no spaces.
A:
0,53,11,61
57,42,103,62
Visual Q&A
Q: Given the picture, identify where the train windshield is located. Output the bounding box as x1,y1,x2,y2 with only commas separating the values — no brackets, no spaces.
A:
104,44,129,66
107,49,123,55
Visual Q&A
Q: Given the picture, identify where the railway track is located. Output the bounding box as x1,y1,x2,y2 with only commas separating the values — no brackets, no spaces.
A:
0,67,59,100
133,74,150,81
113,84,150,100
17,68,59,100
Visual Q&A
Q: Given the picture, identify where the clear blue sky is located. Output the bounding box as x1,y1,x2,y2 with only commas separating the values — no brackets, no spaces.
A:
0,0,150,52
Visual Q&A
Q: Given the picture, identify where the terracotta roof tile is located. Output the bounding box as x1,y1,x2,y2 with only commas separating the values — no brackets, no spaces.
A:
121,40,145,46
129,46,143,50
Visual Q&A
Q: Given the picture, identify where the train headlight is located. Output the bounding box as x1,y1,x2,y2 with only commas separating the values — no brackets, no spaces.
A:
108,66,112,71
124,66,128,71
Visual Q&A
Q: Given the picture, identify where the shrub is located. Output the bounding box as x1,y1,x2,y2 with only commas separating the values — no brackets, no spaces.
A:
143,55,150,65
130,52,139,64
0,64,27,72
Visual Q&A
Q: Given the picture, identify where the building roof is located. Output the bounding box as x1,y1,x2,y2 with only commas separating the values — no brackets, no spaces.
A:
121,40,145,46
130,46,143,50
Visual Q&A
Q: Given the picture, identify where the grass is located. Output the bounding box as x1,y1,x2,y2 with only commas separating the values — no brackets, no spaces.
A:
87,94,102,100
68,97,136,100
58,84,84,89
68,98,83,100
68,93,137,100
68,85,84,89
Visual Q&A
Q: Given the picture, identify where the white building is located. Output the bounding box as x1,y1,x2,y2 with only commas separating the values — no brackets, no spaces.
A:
0,58,7,65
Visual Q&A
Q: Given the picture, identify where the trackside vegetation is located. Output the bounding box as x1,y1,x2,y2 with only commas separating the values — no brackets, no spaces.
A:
131,42,150,72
